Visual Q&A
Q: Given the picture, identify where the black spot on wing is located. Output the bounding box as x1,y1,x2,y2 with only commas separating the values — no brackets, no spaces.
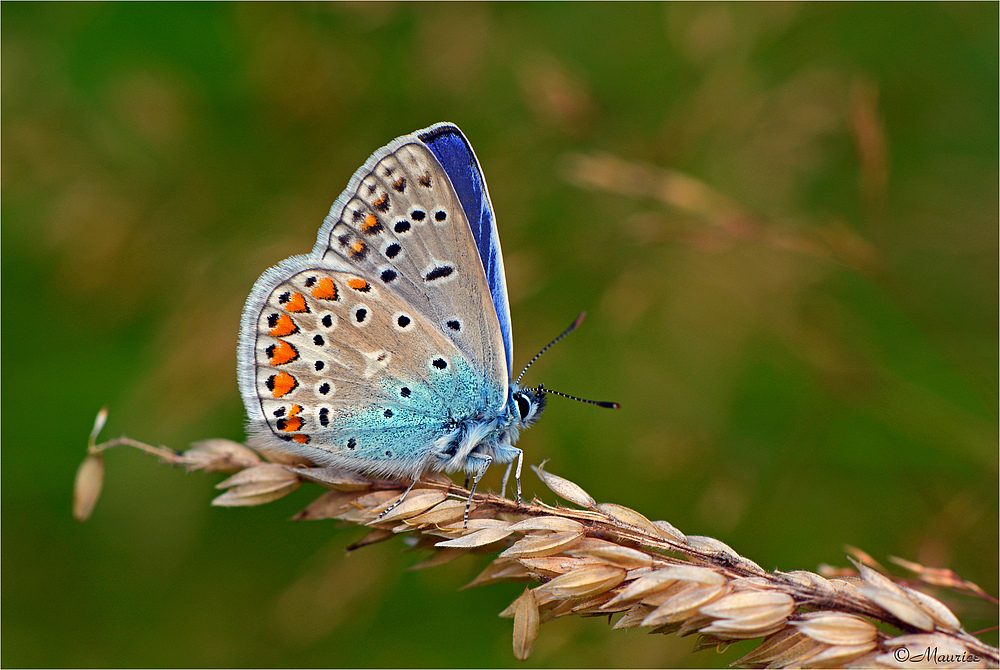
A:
424,266,453,281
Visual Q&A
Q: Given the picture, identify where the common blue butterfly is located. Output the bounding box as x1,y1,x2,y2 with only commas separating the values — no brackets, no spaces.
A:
237,123,614,522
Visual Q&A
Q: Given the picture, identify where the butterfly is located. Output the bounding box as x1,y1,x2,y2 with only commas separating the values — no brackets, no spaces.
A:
237,123,615,522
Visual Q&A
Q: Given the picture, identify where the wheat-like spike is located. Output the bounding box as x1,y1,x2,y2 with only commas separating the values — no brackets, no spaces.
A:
75,418,999,667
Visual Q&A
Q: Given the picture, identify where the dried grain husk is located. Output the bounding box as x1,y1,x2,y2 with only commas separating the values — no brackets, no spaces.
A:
185,439,263,472
641,582,729,627
532,565,627,605
602,567,685,608
512,587,540,661
596,503,663,536
212,464,301,505
397,499,466,527
699,591,796,638
506,517,585,533
215,463,298,489
518,556,605,579
794,612,877,646
858,581,935,631
337,490,402,523
499,530,585,559
563,537,654,569
902,584,962,632
735,628,822,667
294,490,369,520
211,479,301,506
532,463,596,508
375,491,449,524
436,524,516,548
653,519,686,541
289,466,373,490
72,454,105,522
614,604,656,630
805,642,877,667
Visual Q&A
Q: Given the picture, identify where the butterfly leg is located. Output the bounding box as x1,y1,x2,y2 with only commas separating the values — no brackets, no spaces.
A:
514,447,523,505
464,455,493,527
377,478,418,519
499,448,523,505
500,461,512,499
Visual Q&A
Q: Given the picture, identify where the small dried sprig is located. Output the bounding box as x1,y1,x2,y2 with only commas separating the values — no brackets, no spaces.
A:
76,413,998,667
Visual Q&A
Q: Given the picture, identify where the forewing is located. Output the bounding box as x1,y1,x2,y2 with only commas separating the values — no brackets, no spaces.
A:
418,123,514,376
312,127,509,392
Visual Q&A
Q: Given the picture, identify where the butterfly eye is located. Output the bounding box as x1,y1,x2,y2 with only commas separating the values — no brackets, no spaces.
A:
514,392,531,421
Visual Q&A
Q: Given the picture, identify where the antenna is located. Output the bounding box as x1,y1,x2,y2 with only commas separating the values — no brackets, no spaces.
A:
516,312,587,385
516,312,621,410
536,383,619,409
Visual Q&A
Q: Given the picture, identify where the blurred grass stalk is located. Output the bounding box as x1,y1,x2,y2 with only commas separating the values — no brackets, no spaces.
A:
76,413,998,667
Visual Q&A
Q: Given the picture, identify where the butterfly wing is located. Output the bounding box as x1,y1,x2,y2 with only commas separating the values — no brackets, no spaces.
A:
313,126,510,392
417,123,514,377
238,261,485,478
238,125,510,478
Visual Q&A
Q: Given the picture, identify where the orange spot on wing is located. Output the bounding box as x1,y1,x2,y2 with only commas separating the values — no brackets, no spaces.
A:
288,404,302,416
310,277,338,300
283,292,309,313
362,213,381,234
347,239,368,260
279,416,303,432
268,314,298,337
347,278,370,291
291,434,309,444
268,340,299,366
269,372,297,398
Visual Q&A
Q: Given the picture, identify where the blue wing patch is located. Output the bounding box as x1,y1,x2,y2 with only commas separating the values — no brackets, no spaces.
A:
418,123,514,377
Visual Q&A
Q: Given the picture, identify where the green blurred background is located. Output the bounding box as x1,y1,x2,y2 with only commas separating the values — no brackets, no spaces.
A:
3,3,997,667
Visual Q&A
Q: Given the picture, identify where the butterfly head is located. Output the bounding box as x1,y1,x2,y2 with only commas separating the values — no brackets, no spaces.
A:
510,384,547,429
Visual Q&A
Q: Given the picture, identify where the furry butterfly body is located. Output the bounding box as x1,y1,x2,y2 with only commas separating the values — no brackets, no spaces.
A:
237,124,545,495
